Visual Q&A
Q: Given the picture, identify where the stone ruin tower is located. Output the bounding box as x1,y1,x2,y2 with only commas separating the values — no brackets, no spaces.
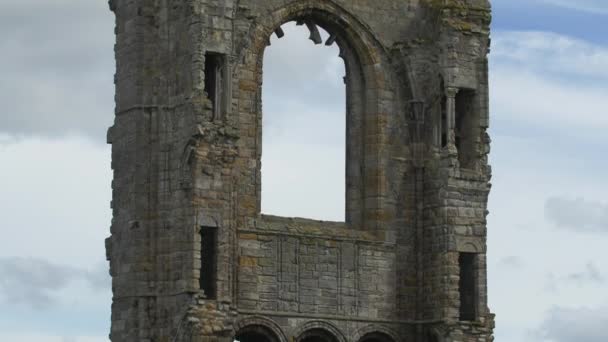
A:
105,0,494,341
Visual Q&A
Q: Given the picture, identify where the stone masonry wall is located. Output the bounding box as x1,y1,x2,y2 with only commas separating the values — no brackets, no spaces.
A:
106,1,495,341
237,216,396,319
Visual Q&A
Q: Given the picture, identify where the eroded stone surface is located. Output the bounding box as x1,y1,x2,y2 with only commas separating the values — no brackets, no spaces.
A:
106,0,495,341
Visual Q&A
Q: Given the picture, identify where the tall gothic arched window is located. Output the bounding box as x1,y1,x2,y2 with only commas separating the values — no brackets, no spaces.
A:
261,22,346,221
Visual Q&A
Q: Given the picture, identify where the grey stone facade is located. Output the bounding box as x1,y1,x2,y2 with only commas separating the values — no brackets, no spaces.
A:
105,0,495,341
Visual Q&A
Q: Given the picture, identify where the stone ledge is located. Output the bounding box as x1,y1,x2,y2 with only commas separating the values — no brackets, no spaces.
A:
242,215,392,244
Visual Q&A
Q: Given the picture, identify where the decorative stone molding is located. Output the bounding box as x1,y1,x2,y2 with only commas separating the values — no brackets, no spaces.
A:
293,321,347,342
234,316,289,342
455,236,486,253
352,325,401,342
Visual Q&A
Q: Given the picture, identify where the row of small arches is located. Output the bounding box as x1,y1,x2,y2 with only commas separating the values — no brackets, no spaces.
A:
234,318,399,342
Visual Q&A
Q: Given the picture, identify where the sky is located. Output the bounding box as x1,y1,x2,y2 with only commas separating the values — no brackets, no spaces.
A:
0,1,606,341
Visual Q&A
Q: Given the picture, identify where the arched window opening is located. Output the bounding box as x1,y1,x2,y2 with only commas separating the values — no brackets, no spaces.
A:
261,22,346,222
358,332,395,342
235,325,281,342
297,328,339,342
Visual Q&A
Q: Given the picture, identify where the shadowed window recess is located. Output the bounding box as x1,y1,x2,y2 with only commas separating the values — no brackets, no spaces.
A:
205,52,229,120
455,89,477,169
459,252,478,321
357,332,396,342
235,325,281,342
199,226,217,299
297,328,339,342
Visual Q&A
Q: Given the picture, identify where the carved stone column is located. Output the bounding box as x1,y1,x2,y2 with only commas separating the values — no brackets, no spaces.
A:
444,87,459,156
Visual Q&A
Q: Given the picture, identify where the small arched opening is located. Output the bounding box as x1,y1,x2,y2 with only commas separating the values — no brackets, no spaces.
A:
297,328,340,342
357,332,396,342
235,325,282,342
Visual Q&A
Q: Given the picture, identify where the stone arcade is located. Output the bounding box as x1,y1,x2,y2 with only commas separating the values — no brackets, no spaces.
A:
105,0,495,341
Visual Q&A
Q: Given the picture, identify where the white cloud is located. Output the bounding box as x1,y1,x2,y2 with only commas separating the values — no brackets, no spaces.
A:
492,31,608,79
0,257,109,309
491,31,608,135
0,136,111,339
541,0,608,14
564,263,604,284
0,136,111,265
0,1,114,139
0,333,108,342
545,197,608,233
487,72,608,342
487,125,608,338
491,67,608,131
535,305,608,342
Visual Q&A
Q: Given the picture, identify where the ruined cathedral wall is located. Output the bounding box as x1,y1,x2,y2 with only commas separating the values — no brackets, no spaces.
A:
232,216,417,342
236,216,397,319
415,2,494,341
106,0,494,341
106,1,236,340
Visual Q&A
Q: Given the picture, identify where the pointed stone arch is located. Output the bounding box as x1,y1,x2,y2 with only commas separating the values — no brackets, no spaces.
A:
352,325,401,342
234,316,288,342
293,320,347,342
233,0,402,229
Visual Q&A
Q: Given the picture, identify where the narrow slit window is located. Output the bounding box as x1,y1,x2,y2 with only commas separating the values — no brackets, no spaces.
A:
455,89,477,168
441,95,447,148
459,252,477,321
200,227,218,299
204,53,226,120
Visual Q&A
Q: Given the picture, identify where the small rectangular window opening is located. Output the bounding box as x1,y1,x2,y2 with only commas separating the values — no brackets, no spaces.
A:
204,53,226,120
459,252,477,321
199,227,218,299
455,89,477,168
